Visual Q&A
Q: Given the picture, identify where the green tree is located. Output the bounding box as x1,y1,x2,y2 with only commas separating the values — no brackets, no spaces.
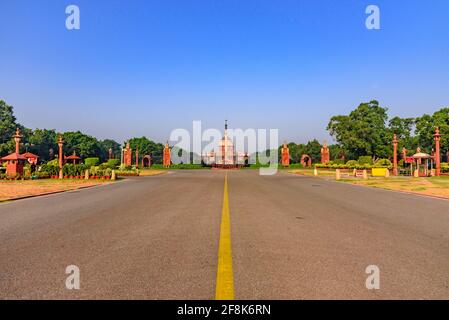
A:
388,116,418,154
61,131,105,161
27,129,58,161
415,108,449,155
327,100,391,159
0,100,21,155
101,139,121,159
128,137,164,164
304,139,322,163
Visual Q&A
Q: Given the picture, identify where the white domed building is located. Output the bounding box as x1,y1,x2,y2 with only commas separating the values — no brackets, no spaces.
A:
202,120,246,168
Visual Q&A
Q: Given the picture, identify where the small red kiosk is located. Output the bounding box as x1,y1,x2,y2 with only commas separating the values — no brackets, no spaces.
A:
1,129,27,177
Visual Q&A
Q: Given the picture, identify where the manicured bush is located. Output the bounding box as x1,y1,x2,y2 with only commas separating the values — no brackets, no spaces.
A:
374,158,392,168
33,172,51,179
331,159,345,165
286,163,303,169
358,156,373,165
84,157,100,168
40,164,59,175
106,159,121,169
346,160,359,168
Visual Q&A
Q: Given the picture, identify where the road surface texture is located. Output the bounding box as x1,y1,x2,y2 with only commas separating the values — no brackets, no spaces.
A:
1,170,448,299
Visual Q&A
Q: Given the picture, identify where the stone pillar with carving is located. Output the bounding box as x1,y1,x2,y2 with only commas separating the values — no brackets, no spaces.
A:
58,135,64,179
281,143,290,167
434,127,441,176
320,141,330,164
108,148,113,160
392,134,398,176
163,143,171,167
123,143,132,166
135,148,139,168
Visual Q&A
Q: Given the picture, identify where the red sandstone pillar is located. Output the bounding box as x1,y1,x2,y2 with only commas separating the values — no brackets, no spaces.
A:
392,134,398,176
135,149,139,168
434,127,441,176
14,128,21,154
58,135,64,179
320,142,330,164
163,143,171,167
281,143,290,166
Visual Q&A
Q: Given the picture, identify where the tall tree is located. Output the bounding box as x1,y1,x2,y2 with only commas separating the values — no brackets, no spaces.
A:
388,116,418,154
28,129,58,161
101,139,121,159
61,131,106,161
327,100,390,159
127,137,164,164
415,108,449,155
0,100,21,155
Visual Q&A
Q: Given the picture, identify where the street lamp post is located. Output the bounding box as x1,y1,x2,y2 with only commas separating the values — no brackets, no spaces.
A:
393,134,398,176
434,127,441,176
58,135,64,179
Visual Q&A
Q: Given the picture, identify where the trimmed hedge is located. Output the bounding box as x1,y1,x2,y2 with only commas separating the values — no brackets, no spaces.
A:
84,157,100,168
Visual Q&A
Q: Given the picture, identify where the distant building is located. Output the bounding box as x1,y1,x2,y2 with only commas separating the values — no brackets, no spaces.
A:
202,120,245,168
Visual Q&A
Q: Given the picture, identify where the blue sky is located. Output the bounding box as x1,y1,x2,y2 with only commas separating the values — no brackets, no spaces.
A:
1,0,448,144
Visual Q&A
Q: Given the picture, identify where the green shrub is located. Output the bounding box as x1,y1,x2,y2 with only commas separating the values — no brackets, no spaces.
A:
346,160,359,168
33,172,50,179
85,158,99,167
332,159,345,165
84,157,100,168
358,156,373,165
46,158,59,166
106,159,120,169
40,164,59,175
374,158,392,168
286,163,303,169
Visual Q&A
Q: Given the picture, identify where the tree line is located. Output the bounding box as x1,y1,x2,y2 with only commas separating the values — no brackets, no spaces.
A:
1,99,448,164
327,100,449,161
0,100,165,164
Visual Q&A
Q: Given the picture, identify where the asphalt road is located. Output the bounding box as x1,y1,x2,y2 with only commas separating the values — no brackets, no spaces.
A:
1,170,449,299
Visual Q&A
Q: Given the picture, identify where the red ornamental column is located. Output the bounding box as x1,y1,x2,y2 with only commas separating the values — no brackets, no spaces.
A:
434,127,441,176
14,128,21,154
281,143,290,166
392,134,398,176
135,148,139,168
58,135,64,179
163,143,171,167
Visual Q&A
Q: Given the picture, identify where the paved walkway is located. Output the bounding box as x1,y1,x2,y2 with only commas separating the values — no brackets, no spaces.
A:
1,170,448,299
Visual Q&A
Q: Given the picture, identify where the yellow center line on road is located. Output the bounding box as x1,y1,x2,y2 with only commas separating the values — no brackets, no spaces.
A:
215,172,234,300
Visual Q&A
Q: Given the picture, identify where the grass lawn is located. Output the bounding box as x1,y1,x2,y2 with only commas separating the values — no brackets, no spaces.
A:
340,176,449,199
138,169,167,176
289,168,449,199
0,179,110,202
288,168,336,177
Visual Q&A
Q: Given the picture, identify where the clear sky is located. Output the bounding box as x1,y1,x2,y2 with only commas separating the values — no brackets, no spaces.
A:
1,0,448,144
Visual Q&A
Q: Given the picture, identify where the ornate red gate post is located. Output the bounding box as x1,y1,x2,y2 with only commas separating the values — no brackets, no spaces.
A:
392,134,398,176
123,143,132,166
58,135,64,179
281,143,290,167
434,127,441,176
1,128,26,177
320,142,330,164
163,143,171,167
